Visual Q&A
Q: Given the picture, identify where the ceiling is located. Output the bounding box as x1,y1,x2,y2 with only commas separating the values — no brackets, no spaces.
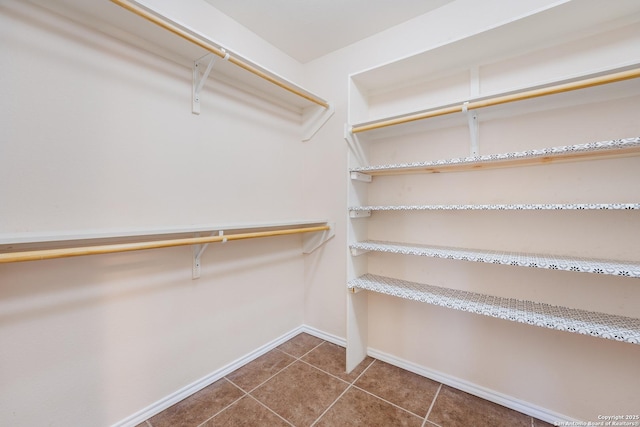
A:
202,0,454,63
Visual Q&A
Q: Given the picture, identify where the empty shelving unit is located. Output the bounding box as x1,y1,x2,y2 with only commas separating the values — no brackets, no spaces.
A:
345,1,640,377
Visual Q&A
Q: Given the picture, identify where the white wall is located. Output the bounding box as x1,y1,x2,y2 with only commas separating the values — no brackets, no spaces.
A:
303,0,640,422
0,1,313,425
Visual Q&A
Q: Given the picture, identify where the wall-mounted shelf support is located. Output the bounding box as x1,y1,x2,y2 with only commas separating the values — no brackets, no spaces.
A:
463,102,479,156
192,54,223,115
349,210,371,218
350,247,370,256
350,171,372,183
303,103,335,141
345,124,369,166
192,230,226,279
302,222,335,253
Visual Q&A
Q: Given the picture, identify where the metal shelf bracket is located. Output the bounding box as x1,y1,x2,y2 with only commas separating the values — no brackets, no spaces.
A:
350,247,370,256
350,210,372,218
463,102,479,156
350,172,372,183
192,230,225,279
302,222,335,254
192,52,228,115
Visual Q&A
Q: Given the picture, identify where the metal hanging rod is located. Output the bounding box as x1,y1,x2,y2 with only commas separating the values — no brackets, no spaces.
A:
110,0,329,109
351,67,640,133
0,225,330,263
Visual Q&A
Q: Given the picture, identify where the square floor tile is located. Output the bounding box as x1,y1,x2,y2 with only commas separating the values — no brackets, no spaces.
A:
354,360,440,417
148,379,244,427
315,387,423,427
201,396,291,427
226,349,295,392
251,360,348,426
276,333,324,358
427,385,531,427
302,341,374,383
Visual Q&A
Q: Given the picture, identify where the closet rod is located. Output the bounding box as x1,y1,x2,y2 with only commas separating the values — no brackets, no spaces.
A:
0,225,330,263
351,67,640,133
110,0,329,109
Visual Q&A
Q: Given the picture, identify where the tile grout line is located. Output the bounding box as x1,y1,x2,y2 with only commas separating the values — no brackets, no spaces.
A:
309,357,378,427
243,355,299,395
296,356,374,387
247,394,296,427
351,383,427,421
193,338,327,427
195,342,315,427
422,383,443,427
310,384,353,427
195,379,248,427
278,339,327,361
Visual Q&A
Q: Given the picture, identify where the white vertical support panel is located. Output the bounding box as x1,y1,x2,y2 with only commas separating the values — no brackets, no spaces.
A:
346,289,369,373
469,66,480,155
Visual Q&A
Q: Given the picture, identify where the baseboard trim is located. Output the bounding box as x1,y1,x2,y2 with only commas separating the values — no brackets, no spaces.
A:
367,347,578,425
300,324,346,347
112,325,307,427
113,325,573,427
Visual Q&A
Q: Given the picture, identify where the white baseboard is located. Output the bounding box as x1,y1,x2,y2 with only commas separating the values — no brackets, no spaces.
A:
300,324,346,347
113,325,573,427
367,347,578,425
112,325,307,427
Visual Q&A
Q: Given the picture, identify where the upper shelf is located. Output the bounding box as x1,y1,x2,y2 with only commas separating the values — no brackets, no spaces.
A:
350,137,640,176
29,0,329,113
111,0,329,111
351,67,640,134
348,0,640,129
349,203,640,216
0,220,329,250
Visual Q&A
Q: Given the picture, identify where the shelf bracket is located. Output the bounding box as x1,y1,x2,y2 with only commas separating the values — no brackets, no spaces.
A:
345,124,369,166
192,53,227,115
303,102,335,141
463,102,479,156
192,230,225,279
349,210,372,218
350,247,370,256
302,222,335,254
350,172,372,183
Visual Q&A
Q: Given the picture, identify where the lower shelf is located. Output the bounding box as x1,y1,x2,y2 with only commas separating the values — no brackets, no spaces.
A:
348,274,640,345
350,240,640,278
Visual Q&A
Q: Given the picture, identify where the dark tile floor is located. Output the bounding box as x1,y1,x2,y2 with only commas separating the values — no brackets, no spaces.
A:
137,333,554,427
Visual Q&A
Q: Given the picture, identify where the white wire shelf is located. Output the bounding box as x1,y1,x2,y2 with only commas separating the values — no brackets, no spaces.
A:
349,203,640,214
349,241,640,278
349,137,640,176
348,274,640,345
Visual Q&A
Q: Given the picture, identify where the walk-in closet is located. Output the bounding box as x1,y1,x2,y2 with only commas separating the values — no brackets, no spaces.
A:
1,0,639,426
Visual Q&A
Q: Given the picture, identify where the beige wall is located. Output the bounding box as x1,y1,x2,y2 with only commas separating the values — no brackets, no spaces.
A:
0,1,311,425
